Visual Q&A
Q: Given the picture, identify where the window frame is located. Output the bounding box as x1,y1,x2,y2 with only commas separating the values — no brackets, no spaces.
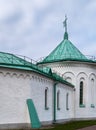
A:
45,87,49,110
79,81,83,105
66,93,69,110
79,81,85,108
57,90,60,110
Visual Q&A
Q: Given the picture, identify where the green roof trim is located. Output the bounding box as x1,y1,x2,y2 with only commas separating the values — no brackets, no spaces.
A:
42,67,52,75
0,52,74,88
40,39,88,64
38,57,96,65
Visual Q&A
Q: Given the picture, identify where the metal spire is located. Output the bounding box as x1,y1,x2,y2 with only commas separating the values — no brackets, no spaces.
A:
63,15,67,32
63,15,68,40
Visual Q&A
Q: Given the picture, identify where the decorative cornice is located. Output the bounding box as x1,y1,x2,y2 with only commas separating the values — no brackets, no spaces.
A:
0,70,52,84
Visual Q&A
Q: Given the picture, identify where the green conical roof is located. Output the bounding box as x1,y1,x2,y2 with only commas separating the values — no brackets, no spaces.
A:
41,32,88,63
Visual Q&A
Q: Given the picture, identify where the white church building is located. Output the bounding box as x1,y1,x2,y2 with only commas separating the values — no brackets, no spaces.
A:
0,18,96,129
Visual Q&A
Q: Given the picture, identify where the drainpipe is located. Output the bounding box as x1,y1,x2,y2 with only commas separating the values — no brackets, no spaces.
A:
53,82,58,123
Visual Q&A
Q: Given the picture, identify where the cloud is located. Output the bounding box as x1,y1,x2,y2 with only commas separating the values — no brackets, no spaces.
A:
0,0,96,61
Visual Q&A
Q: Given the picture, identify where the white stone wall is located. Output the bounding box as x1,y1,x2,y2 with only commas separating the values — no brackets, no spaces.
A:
0,67,74,126
45,62,96,119
0,68,68,125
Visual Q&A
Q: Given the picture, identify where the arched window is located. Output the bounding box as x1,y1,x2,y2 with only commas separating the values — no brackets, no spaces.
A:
91,78,95,108
79,81,83,105
57,90,60,110
45,88,49,110
91,79,94,100
66,93,69,110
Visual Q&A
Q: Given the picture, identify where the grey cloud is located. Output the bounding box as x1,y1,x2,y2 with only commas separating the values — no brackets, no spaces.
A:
0,0,96,61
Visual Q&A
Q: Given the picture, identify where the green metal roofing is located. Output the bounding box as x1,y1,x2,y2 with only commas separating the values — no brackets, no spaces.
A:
39,32,88,63
0,51,74,88
0,52,31,65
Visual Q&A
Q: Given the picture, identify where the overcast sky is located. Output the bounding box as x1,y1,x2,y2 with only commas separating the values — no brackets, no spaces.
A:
0,0,96,61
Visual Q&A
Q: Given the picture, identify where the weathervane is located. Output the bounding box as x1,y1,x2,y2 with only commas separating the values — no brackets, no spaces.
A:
63,15,67,32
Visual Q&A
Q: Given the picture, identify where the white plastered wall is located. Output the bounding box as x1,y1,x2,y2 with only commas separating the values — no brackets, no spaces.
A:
0,67,74,125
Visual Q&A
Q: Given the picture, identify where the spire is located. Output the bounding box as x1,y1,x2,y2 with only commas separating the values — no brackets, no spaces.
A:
63,15,68,40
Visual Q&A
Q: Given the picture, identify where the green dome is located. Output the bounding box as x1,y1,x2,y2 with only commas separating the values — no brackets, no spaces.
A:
38,17,92,64
40,34,88,64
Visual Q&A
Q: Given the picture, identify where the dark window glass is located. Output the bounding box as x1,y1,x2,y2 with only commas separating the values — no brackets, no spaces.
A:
66,93,69,110
57,90,60,110
45,88,48,109
80,81,83,105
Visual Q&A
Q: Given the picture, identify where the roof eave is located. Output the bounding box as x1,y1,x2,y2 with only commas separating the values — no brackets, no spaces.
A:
0,63,74,88
37,58,96,65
